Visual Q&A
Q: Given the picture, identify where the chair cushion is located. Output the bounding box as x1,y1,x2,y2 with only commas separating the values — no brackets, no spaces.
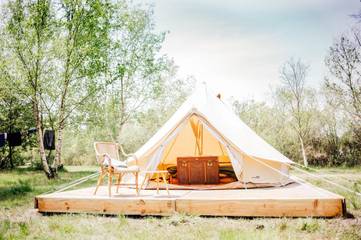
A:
114,165,140,173
103,158,127,168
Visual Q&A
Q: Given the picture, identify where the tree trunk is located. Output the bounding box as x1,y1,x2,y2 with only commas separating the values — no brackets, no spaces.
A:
54,120,64,172
54,57,70,171
299,135,308,167
8,99,14,169
8,121,14,169
33,98,54,178
53,80,68,172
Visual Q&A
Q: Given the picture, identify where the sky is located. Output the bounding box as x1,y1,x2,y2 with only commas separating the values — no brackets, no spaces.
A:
150,0,360,101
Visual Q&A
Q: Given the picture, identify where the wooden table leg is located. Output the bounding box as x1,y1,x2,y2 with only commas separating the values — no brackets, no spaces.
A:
156,172,159,194
108,172,112,197
116,173,122,193
161,173,170,195
135,172,139,196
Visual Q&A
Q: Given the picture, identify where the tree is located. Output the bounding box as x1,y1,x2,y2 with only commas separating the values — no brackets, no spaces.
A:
51,0,112,173
49,2,183,164
4,0,56,177
0,64,34,168
60,67,194,165
231,98,301,162
324,27,361,166
278,58,313,167
102,2,171,142
2,0,112,177
325,28,361,135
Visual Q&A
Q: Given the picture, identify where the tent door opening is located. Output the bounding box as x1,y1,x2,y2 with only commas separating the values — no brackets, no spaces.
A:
150,114,240,186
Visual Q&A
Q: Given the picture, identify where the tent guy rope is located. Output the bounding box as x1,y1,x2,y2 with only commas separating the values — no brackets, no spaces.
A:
291,161,357,183
287,163,361,197
41,172,99,195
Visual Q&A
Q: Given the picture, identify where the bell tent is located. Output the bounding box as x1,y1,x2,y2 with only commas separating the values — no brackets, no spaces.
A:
128,84,294,185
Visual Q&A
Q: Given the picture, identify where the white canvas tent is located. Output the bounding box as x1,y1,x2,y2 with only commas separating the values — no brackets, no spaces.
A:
128,84,294,185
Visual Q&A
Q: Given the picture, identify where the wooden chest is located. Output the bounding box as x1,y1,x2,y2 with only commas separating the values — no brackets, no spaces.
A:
177,156,219,184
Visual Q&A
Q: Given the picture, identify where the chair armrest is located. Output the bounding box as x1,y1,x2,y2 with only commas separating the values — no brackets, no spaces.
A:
103,153,112,166
96,153,112,165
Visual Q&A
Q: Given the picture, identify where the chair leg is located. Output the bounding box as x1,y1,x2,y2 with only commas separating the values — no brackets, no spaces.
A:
108,173,113,197
94,173,104,195
116,173,122,193
140,173,148,193
135,172,139,196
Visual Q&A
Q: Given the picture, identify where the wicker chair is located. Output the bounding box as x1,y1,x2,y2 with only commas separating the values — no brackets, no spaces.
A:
93,142,140,197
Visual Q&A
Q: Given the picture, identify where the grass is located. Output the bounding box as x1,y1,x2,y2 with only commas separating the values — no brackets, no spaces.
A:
0,166,360,240
0,180,32,201
0,167,96,209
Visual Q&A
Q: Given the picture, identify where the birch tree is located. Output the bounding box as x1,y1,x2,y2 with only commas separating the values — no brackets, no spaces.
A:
279,58,312,167
3,0,111,177
5,0,56,177
104,3,170,141
51,0,111,172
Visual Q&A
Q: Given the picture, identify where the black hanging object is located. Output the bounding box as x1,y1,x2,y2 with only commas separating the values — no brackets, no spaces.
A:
43,130,55,150
0,133,6,148
8,132,22,146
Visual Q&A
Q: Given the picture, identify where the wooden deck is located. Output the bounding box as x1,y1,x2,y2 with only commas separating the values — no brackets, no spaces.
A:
35,183,345,217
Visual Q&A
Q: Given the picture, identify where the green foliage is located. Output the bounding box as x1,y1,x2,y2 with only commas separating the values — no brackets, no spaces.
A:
232,84,361,167
0,23,36,169
323,28,361,166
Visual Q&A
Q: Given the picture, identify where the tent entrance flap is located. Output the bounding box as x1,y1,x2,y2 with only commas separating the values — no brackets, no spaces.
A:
198,117,244,181
144,121,187,172
189,117,203,156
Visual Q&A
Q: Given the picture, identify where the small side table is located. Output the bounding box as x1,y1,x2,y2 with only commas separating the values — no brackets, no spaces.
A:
140,170,170,195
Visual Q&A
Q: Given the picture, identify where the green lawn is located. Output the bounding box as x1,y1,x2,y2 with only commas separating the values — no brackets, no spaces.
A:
0,166,360,240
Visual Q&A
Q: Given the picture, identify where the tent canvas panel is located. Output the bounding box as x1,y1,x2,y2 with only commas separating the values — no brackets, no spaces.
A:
241,156,289,183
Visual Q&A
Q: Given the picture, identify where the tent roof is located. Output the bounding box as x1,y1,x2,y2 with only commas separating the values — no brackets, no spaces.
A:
133,84,293,164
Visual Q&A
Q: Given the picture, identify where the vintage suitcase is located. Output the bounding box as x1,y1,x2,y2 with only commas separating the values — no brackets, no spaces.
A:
177,156,219,184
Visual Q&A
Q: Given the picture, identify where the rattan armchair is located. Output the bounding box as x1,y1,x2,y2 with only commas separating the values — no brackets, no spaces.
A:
93,142,140,197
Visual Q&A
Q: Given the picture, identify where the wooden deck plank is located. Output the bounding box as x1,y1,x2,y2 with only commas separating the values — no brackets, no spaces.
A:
175,198,343,217
35,183,345,217
37,197,176,216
